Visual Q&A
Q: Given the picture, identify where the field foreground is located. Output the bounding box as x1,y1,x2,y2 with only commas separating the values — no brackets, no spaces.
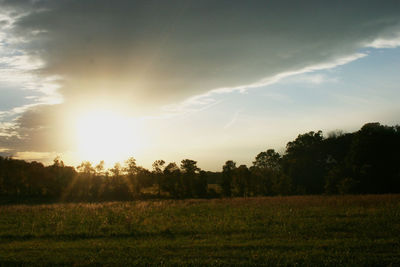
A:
0,195,400,266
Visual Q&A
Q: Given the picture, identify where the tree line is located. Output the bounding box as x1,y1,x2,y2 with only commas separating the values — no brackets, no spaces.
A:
0,122,399,203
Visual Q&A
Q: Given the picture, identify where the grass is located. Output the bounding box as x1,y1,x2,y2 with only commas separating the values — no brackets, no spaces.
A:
0,195,399,266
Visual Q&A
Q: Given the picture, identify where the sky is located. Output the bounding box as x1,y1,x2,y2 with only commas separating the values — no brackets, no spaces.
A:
0,0,400,171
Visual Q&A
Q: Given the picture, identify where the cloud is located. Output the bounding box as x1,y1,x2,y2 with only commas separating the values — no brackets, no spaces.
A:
3,1,400,106
13,151,55,162
296,74,338,85
1,0,400,157
224,109,242,129
368,35,400,48
0,8,61,110
165,53,366,114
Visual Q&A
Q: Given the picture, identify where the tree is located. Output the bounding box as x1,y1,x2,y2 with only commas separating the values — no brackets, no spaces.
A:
152,160,165,196
162,163,181,198
283,131,326,194
232,165,251,197
74,161,97,200
221,160,236,197
48,157,75,199
252,149,282,195
52,156,65,168
76,161,95,175
193,170,208,198
95,161,105,175
124,157,140,196
346,123,400,193
124,157,138,175
135,166,152,195
253,149,281,171
108,162,131,200
180,159,200,198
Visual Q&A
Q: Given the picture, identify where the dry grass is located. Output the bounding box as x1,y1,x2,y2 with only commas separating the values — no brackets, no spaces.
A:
0,195,399,265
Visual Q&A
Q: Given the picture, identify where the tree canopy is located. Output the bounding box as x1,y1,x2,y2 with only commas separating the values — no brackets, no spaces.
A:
0,122,399,203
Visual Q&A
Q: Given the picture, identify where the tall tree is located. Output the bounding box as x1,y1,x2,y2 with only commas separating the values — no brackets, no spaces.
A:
252,149,282,195
232,165,251,197
221,160,236,197
152,159,165,196
346,123,400,193
283,131,326,194
253,149,281,171
180,159,200,198
162,162,181,198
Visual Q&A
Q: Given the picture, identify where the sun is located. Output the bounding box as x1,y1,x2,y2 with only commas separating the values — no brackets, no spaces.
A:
75,109,142,165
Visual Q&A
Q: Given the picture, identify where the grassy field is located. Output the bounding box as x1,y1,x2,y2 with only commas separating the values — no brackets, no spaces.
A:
0,195,399,266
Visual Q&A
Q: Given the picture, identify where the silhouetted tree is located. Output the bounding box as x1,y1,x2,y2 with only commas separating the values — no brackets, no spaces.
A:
1,122,399,203
283,131,326,194
162,163,181,198
152,159,165,196
221,160,236,197
193,170,208,198
77,161,95,175
135,166,152,193
232,165,251,197
95,161,105,175
253,149,281,170
124,157,139,196
108,162,130,200
251,149,283,195
346,123,400,193
48,157,75,199
180,159,199,198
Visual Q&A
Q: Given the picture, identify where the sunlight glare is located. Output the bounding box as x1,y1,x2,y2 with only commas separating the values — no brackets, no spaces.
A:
75,110,143,165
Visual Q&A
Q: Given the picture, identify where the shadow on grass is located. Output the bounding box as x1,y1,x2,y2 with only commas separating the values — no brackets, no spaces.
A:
0,228,274,242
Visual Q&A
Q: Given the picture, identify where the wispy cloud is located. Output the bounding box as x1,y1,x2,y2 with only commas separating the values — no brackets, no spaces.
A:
289,74,339,85
14,151,55,161
224,109,242,129
165,53,366,115
367,35,400,48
